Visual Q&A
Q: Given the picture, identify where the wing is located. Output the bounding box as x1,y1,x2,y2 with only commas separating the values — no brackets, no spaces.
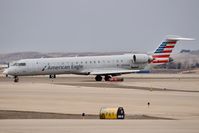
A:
81,68,140,75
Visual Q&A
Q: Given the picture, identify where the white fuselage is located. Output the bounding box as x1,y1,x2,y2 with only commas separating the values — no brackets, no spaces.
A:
5,54,149,76
3,35,193,82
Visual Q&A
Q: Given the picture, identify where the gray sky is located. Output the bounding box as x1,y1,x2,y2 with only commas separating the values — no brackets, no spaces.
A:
0,0,198,53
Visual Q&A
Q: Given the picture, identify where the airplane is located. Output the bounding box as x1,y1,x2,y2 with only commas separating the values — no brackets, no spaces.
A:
3,36,194,82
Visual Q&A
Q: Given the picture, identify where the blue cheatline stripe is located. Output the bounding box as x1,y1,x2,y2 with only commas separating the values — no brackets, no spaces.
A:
163,41,171,43
155,49,163,53
155,41,174,53
159,46,165,48
157,48,164,51
160,42,168,45
160,44,166,47
155,51,162,53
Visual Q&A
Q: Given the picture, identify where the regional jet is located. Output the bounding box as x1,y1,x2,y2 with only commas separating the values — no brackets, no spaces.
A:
3,36,194,82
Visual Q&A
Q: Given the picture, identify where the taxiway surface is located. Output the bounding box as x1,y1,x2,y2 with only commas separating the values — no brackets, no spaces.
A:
0,74,199,133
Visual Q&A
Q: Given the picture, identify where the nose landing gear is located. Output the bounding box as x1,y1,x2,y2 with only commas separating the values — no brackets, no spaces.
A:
14,76,19,82
49,74,56,79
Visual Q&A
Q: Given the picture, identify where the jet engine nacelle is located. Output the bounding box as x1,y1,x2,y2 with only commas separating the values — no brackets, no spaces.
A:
133,54,153,64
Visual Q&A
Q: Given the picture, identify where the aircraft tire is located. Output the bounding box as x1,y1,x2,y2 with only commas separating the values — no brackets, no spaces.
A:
104,75,111,81
14,76,19,82
95,75,102,81
49,74,56,79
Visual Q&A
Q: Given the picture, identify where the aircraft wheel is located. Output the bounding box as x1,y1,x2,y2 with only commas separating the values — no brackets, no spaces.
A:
95,75,102,81
14,76,19,82
49,74,56,79
104,75,111,81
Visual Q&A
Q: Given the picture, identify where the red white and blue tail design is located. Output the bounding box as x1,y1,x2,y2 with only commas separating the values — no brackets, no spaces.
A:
151,36,194,64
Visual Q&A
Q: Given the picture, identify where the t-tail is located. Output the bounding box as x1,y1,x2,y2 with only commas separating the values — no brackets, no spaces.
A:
151,36,194,64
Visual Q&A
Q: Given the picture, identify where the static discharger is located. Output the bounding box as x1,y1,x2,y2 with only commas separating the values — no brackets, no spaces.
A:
99,107,125,119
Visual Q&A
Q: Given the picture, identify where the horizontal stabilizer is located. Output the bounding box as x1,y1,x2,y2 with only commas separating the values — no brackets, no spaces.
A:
167,37,195,41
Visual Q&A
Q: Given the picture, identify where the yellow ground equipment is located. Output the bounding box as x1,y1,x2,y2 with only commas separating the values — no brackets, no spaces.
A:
99,107,125,119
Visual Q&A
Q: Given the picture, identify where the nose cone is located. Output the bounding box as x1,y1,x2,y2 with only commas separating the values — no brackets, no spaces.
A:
3,69,8,75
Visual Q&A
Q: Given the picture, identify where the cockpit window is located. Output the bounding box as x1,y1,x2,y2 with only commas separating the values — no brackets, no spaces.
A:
19,63,26,66
12,63,26,66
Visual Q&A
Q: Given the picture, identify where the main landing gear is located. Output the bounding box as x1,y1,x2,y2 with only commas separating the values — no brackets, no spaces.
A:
95,75,111,81
95,75,103,81
104,75,111,81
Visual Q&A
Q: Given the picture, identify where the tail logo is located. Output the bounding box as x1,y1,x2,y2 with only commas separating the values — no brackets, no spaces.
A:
151,36,194,64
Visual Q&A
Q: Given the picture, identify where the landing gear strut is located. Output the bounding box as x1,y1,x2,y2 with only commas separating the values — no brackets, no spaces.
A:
14,76,19,82
104,75,111,81
49,74,56,79
95,75,102,81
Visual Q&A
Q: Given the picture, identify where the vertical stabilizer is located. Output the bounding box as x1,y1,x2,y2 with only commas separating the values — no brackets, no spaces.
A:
152,35,194,64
